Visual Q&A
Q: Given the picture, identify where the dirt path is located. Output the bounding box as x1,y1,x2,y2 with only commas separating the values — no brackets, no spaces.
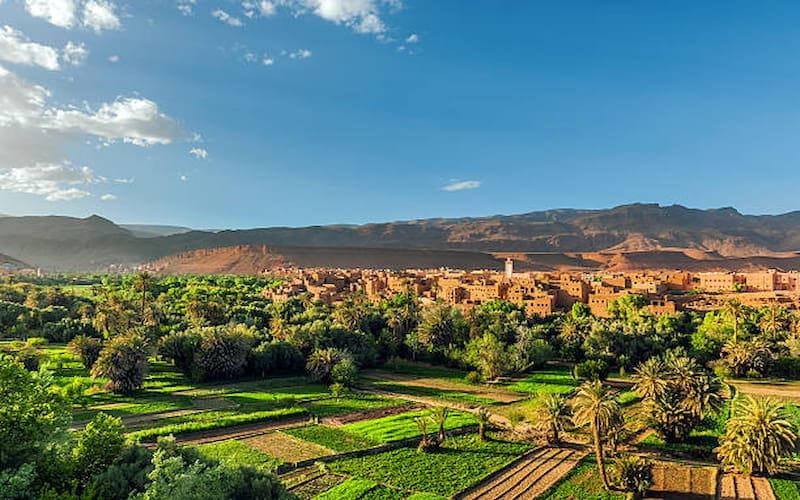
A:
457,446,587,500
321,402,421,426
730,380,800,401
363,371,527,403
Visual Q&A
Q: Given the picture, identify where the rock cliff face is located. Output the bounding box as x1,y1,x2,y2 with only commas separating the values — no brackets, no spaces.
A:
4,203,800,271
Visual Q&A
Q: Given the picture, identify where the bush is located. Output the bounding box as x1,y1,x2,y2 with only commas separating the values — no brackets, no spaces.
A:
247,341,305,377
91,333,150,394
331,358,358,388
73,413,126,481
464,371,483,385
157,330,201,376
42,318,96,343
610,454,653,499
68,335,104,370
773,357,800,380
194,325,254,381
573,359,609,381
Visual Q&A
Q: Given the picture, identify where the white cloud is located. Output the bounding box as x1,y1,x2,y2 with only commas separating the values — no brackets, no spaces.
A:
62,41,88,66
179,174,188,181
108,54,119,63
189,147,208,159
289,48,312,59
405,33,418,43
0,65,183,200
100,193,116,200
243,0,276,18
82,0,121,32
113,177,133,183
0,26,61,71
0,164,101,201
24,0,78,29
24,0,121,32
262,56,275,66
442,180,480,192
177,0,196,16
212,9,244,27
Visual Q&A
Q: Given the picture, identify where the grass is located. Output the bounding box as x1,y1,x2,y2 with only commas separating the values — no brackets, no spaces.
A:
127,407,307,441
505,366,577,395
194,440,282,471
342,409,476,443
638,431,719,460
540,458,625,500
369,381,497,405
304,394,406,418
283,425,379,453
327,433,531,497
380,359,467,381
771,478,800,500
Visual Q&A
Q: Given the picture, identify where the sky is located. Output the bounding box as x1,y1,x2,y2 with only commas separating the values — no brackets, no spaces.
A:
2,1,800,229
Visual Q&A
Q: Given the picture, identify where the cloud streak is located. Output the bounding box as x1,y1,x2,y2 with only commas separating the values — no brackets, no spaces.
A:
442,180,481,192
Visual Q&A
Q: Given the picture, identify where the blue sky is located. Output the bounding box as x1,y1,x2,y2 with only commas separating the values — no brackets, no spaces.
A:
2,1,800,228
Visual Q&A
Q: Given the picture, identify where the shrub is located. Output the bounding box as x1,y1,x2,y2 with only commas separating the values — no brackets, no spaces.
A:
91,333,150,394
42,318,96,343
194,325,254,381
248,341,305,377
773,357,800,380
157,330,201,376
331,358,358,388
464,371,483,385
573,359,609,381
68,335,104,370
73,413,126,481
610,454,653,499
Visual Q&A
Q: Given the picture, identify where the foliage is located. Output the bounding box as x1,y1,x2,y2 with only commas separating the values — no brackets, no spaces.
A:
573,359,609,381
68,335,103,369
0,355,70,468
571,380,622,491
157,330,201,376
91,332,150,393
331,358,358,387
194,324,255,380
609,455,653,499
73,412,126,481
306,347,352,382
465,333,513,380
716,396,798,475
533,393,571,444
248,341,305,377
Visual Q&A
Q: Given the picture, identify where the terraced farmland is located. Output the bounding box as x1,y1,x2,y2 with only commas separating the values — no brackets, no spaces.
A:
457,446,586,500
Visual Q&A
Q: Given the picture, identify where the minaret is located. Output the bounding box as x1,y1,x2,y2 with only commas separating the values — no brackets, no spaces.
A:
504,258,513,279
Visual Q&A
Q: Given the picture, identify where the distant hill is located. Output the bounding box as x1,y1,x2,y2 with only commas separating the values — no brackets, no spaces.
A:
120,224,193,238
0,253,30,271
6,204,800,271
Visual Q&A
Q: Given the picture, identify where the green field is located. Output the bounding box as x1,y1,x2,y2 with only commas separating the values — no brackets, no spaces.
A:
342,409,476,443
771,478,800,500
195,440,282,471
505,366,577,395
284,425,379,452
327,433,531,496
368,380,497,405
540,458,625,500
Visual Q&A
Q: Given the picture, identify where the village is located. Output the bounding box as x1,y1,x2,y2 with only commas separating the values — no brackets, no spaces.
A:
265,259,800,317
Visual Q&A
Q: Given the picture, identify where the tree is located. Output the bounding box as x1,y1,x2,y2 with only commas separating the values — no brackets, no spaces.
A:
716,396,798,475
133,272,155,327
68,335,104,369
430,406,450,443
474,407,491,441
91,332,150,394
158,330,201,376
194,325,253,380
306,348,351,382
330,358,358,388
632,357,667,401
724,300,747,344
571,380,621,491
610,455,653,500
0,355,70,468
465,333,512,381
416,304,458,351
533,394,571,444
73,412,126,481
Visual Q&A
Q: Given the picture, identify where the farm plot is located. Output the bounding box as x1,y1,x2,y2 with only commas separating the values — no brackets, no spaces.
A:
280,465,348,500
342,409,476,443
646,461,718,499
458,446,586,500
719,473,776,500
365,371,526,404
243,431,333,462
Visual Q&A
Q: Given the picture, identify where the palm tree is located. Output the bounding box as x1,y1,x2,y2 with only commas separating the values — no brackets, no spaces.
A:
759,302,788,338
724,300,746,344
716,396,798,475
632,357,668,401
474,406,491,441
430,406,450,443
571,380,621,491
133,272,153,326
534,394,571,444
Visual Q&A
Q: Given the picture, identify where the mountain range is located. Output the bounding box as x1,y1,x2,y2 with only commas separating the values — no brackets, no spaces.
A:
4,203,800,272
